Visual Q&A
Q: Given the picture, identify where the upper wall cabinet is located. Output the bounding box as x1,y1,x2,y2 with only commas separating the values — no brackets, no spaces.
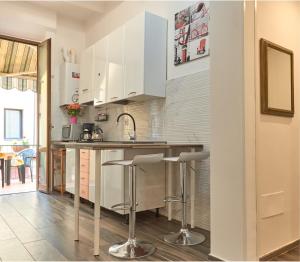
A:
124,12,167,101
94,37,108,106
107,26,125,103
79,45,94,104
79,11,167,106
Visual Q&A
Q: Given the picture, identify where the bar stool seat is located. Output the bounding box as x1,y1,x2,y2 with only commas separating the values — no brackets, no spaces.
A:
102,153,164,259
163,151,209,246
103,160,133,166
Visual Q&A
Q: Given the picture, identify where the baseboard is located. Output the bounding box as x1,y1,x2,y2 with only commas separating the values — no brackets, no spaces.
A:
208,254,223,261
260,239,300,261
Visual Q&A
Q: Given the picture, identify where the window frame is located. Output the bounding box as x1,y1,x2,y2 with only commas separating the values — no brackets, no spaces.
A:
4,108,23,140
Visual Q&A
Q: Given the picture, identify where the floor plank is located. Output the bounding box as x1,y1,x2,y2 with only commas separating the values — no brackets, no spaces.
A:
270,245,300,261
24,239,67,261
0,216,15,241
0,210,43,243
0,238,33,261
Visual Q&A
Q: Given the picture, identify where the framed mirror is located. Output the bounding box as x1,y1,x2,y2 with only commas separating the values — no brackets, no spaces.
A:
260,38,294,117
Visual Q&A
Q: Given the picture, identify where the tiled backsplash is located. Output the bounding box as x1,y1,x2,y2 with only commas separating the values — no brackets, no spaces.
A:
82,70,210,230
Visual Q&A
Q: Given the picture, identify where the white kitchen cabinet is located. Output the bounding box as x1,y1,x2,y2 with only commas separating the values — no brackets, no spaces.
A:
101,149,125,214
65,148,75,194
65,148,165,216
79,45,94,104
59,63,80,106
107,26,125,103
79,11,166,106
87,150,104,206
93,37,108,107
124,149,166,212
100,148,165,215
124,12,167,101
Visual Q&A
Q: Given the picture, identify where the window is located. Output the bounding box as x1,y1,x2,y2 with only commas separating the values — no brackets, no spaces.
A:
4,109,23,140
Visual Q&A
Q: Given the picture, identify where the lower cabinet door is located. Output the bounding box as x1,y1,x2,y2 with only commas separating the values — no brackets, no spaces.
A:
65,148,75,194
101,149,125,214
80,184,89,199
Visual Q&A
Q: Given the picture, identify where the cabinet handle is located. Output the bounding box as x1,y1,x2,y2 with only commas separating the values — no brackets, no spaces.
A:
110,96,118,100
82,89,88,92
98,73,101,76
128,92,136,96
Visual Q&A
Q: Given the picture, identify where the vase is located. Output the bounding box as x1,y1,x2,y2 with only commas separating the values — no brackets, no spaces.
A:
70,116,78,124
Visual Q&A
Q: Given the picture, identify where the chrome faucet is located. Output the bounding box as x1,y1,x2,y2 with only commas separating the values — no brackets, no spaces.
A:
116,113,136,141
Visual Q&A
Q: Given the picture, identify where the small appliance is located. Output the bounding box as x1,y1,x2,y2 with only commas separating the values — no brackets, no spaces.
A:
79,123,95,142
80,129,92,141
62,124,82,141
92,127,104,142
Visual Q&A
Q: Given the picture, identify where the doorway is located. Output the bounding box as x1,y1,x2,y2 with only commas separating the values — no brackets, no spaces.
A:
0,35,51,195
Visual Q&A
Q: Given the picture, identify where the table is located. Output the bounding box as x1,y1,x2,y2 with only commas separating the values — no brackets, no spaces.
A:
0,153,15,186
0,158,4,188
0,153,26,186
0,145,36,186
52,141,203,256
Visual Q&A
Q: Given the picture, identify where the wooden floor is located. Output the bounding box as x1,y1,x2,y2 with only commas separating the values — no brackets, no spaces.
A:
0,192,210,261
268,245,300,261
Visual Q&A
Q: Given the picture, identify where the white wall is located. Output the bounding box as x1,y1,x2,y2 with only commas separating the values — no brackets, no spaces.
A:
51,16,86,139
0,89,36,144
0,2,86,140
256,2,300,257
85,1,209,80
210,1,249,260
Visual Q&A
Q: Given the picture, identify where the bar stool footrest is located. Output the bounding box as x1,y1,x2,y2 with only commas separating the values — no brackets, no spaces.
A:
164,196,181,203
111,202,130,211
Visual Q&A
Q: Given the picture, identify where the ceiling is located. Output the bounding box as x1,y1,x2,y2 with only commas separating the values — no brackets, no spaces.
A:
0,39,37,80
32,1,121,23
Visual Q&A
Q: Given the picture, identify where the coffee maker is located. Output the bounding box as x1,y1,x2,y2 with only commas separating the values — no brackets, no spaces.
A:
79,123,94,142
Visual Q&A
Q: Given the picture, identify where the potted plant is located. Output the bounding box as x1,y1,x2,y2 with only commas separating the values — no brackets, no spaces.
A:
12,137,30,152
66,103,81,124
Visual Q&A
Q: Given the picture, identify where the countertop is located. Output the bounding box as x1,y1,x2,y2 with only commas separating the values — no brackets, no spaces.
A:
51,141,203,150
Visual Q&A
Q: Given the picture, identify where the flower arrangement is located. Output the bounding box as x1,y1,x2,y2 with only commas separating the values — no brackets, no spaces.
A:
66,103,81,124
66,103,81,116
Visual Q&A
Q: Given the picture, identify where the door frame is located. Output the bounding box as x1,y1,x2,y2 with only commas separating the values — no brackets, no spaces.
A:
36,39,51,193
0,34,51,193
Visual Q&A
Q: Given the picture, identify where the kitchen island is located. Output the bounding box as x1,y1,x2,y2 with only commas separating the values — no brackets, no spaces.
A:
52,141,203,256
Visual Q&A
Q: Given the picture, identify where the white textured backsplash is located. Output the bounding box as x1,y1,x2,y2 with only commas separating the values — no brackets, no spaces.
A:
83,70,210,230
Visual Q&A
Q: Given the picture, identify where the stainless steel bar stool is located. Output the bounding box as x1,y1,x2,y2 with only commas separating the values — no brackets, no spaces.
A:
164,151,210,245
102,153,164,259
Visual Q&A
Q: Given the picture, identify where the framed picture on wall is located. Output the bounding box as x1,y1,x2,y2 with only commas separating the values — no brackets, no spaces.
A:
260,39,294,117
174,1,209,66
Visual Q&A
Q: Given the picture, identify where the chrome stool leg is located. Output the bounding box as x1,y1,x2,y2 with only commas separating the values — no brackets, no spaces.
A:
164,162,205,246
109,165,156,259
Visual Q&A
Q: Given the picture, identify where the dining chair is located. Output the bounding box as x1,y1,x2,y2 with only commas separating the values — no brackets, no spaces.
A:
17,149,36,182
10,148,36,183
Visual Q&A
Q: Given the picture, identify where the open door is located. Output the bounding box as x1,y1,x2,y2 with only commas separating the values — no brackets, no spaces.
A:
36,39,51,193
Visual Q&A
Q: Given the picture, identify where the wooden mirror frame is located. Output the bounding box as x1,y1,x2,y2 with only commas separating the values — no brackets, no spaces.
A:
260,38,294,117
